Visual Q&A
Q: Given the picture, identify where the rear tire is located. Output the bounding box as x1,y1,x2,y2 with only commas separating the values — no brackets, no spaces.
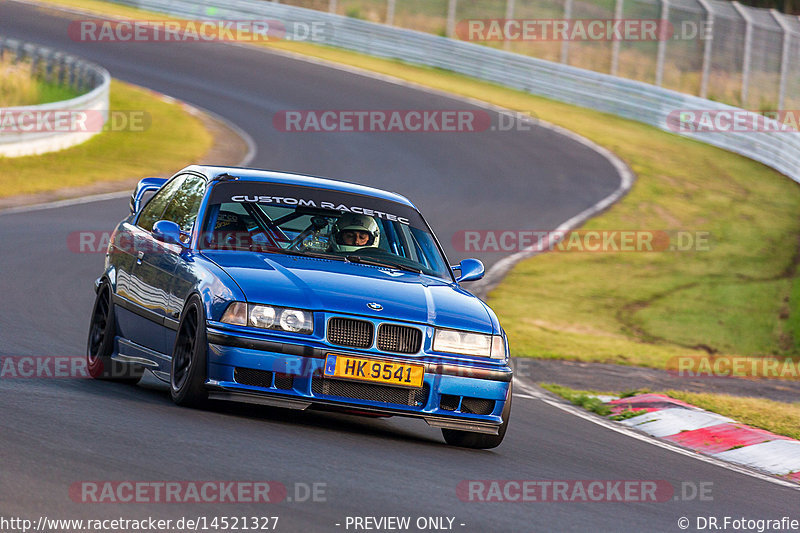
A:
442,382,512,449
170,295,209,407
86,283,143,384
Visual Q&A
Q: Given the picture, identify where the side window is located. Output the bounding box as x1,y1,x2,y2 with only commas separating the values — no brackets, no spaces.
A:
161,175,207,232
137,176,186,232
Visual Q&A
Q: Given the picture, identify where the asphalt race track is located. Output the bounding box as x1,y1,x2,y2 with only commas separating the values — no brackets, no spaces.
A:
0,1,798,531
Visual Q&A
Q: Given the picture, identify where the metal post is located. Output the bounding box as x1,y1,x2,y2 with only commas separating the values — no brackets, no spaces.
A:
68,58,76,89
13,41,22,64
696,0,714,99
31,50,39,79
610,0,624,75
732,2,752,107
561,0,573,64
77,64,85,92
58,55,66,86
329,0,337,14
771,9,792,110
46,52,54,83
503,0,516,51
447,0,458,38
655,0,669,86
386,0,395,26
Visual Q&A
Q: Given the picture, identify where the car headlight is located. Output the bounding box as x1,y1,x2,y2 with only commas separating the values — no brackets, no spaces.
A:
221,302,313,334
433,328,506,359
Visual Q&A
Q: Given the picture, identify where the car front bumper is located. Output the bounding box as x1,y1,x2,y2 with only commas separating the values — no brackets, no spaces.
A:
205,328,512,435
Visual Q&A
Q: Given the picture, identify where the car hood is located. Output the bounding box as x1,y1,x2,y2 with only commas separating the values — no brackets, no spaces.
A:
202,251,496,333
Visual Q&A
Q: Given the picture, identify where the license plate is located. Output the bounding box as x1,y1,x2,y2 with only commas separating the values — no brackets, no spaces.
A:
324,354,424,389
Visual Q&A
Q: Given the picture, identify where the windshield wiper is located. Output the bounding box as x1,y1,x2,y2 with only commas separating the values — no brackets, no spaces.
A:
346,254,422,273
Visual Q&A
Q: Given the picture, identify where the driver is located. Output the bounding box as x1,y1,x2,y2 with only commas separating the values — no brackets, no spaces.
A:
331,214,380,253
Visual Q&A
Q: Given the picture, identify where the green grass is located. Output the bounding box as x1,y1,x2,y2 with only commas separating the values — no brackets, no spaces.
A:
35,80,82,104
787,276,800,352
609,409,647,421
542,383,800,440
0,79,212,196
489,122,800,368
540,383,613,416
31,0,800,371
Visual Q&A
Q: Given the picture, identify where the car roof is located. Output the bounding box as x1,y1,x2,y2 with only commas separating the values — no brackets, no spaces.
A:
184,165,418,210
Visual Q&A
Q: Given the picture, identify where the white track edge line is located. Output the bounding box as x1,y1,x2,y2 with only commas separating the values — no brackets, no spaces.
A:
20,2,784,488
0,190,132,216
13,4,786,492
513,378,800,491
187,102,258,169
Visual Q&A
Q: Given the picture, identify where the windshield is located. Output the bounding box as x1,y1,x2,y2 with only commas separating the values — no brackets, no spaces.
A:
201,181,452,280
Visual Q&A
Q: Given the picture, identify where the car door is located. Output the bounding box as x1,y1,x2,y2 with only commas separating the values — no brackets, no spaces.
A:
156,174,208,353
116,175,187,353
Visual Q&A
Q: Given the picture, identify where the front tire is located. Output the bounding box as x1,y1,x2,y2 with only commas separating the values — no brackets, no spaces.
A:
442,382,512,449
170,295,209,407
86,283,143,384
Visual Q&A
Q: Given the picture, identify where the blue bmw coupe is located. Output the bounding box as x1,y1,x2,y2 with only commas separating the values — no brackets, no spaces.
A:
87,166,512,448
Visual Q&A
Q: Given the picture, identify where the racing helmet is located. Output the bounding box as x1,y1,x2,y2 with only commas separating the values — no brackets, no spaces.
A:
331,213,380,253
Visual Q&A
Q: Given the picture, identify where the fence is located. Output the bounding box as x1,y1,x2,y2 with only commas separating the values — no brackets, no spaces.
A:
106,0,800,183
0,37,111,157
267,0,800,111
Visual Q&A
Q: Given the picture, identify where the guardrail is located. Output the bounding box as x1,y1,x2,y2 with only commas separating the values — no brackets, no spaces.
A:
0,37,110,157
249,0,800,113
105,0,800,183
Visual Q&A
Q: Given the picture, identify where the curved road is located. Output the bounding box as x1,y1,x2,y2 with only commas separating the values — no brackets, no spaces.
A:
0,1,798,531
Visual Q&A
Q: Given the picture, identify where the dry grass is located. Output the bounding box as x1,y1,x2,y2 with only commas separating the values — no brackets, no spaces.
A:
542,383,800,440
662,390,800,440
0,57,40,107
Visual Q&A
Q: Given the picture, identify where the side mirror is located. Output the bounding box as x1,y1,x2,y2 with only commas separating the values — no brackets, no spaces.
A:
152,220,184,246
130,177,168,215
452,258,485,283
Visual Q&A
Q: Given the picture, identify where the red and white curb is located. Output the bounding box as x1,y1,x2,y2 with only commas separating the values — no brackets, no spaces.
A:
606,394,800,484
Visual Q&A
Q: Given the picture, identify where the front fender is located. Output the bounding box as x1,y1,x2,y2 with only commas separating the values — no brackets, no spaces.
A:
183,252,246,323
95,266,117,293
